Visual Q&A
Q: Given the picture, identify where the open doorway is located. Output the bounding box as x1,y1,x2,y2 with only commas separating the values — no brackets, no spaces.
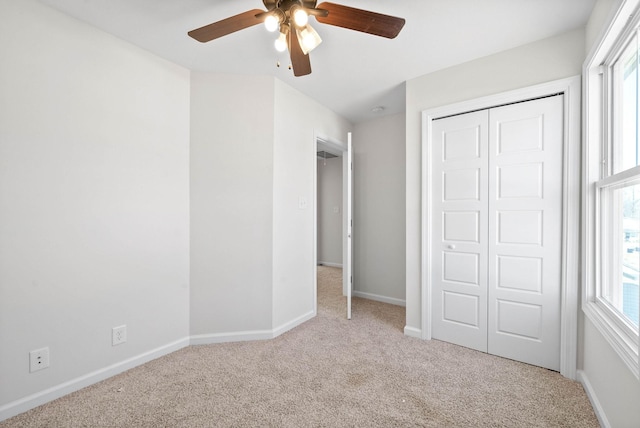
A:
316,148,342,268
314,132,352,319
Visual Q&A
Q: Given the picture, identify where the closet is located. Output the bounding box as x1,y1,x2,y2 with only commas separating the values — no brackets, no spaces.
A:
430,95,563,371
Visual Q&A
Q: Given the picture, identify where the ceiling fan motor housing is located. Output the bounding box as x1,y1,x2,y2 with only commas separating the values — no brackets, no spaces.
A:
263,0,317,11
264,0,319,30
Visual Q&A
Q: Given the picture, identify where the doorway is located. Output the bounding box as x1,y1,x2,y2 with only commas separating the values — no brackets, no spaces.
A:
314,132,353,319
316,149,343,268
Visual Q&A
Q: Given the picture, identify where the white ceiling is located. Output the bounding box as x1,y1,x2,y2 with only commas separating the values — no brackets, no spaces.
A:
38,0,595,123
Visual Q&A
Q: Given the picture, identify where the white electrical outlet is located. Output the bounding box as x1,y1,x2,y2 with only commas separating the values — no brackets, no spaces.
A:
112,325,127,346
29,347,50,373
298,197,307,210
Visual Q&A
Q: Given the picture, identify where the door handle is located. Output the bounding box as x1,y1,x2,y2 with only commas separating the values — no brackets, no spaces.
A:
447,244,456,250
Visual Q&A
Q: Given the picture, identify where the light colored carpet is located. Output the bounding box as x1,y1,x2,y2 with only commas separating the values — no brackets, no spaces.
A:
2,266,599,427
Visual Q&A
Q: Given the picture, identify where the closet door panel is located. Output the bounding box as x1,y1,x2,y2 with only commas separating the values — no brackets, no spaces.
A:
487,95,564,371
431,110,489,352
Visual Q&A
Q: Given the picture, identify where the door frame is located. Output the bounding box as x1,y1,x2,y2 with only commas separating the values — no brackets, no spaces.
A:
420,76,581,379
313,130,350,315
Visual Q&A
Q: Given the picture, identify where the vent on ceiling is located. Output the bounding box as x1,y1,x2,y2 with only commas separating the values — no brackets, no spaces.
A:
317,151,338,159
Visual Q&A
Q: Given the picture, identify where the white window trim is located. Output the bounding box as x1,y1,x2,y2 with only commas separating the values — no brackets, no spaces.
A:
583,0,640,379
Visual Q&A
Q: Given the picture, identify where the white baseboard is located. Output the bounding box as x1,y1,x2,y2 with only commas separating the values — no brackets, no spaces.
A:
191,310,316,346
190,330,273,345
0,337,189,423
317,261,343,268
272,310,315,337
353,290,406,307
577,369,611,428
404,325,422,339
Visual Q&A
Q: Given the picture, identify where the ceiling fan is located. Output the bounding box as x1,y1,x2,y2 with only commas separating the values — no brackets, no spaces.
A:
188,1,405,77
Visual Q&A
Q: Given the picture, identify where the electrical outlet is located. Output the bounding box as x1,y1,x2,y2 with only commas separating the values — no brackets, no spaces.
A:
298,197,307,210
29,347,50,373
112,325,127,346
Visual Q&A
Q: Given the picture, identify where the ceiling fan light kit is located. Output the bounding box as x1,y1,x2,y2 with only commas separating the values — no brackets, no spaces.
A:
291,5,310,27
275,30,289,52
188,1,405,77
264,14,281,32
297,24,323,55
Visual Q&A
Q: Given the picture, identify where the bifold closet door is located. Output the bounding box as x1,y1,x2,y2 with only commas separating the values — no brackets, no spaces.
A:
431,109,489,353
487,96,563,371
431,95,563,371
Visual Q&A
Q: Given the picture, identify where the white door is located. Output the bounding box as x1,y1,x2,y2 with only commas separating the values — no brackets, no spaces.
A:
431,95,564,371
487,96,563,370
346,133,353,319
431,110,489,352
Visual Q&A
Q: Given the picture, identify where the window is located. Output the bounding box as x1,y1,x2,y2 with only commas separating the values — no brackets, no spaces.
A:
598,179,640,330
585,1,640,378
613,33,640,174
599,28,640,332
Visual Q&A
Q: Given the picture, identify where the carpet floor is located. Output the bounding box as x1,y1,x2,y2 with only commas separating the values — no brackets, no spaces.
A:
1,266,599,427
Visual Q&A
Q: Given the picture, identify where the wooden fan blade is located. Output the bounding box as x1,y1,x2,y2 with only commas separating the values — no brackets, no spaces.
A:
316,2,405,39
188,9,264,43
289,30,312,77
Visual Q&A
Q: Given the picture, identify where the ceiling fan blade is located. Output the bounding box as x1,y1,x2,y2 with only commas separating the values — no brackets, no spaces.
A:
316,2,405,39
289,29,312,77
307,8,329,18
188,9,264,43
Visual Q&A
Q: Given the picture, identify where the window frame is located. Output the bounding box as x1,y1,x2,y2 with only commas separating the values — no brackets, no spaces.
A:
595,170,640,335
584,0,640,379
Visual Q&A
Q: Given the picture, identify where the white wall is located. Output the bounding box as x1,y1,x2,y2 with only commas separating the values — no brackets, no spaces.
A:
582,318,640,427
404,28,585,331
0,0,190,416
585,0,623,53
272,80,352,329
317,157,343,266
353,114,406,304
189,75,351,337
189,73,275,336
